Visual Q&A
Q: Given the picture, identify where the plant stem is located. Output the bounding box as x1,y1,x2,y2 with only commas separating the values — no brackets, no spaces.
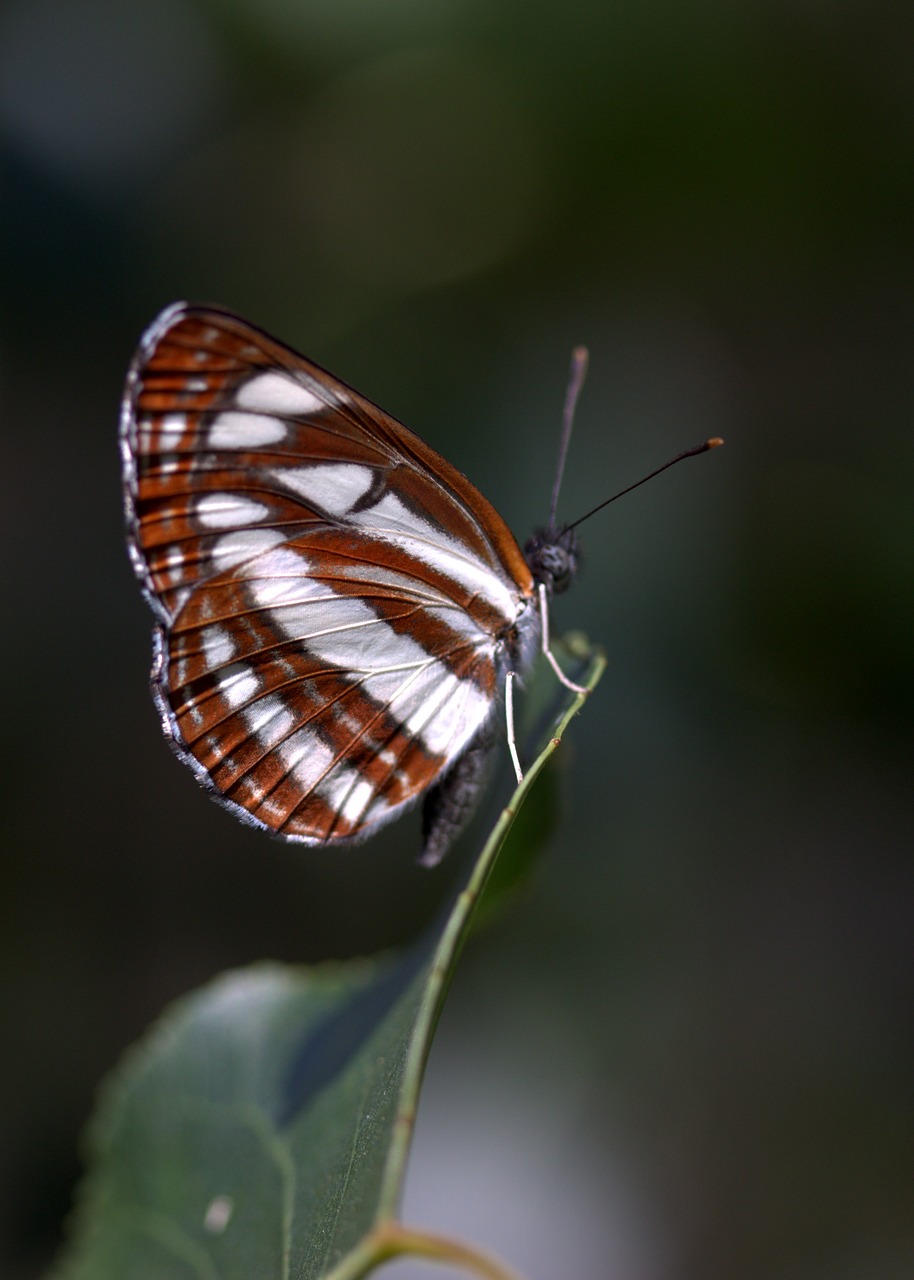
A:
325,1219,529,1280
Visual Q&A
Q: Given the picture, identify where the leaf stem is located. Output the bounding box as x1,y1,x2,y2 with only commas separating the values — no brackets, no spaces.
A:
328,644,605,1280
325,1220,529,1280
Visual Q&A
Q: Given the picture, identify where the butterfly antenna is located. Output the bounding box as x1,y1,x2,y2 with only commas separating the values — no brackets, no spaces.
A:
549,345,589,532
565,437,724,532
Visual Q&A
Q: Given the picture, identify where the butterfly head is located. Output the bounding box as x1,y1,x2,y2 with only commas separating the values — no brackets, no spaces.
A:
523,525,580,597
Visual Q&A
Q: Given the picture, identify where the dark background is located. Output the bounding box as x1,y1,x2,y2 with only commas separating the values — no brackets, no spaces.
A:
1,2,912,1277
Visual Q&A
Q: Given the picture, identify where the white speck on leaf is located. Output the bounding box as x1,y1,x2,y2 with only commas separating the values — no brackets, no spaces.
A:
204,1195,234,1233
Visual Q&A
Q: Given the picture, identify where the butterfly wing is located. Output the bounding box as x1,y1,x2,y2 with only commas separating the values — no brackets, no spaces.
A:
121,304,536,844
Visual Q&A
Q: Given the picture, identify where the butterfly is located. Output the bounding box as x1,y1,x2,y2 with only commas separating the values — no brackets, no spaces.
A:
120,304,593,865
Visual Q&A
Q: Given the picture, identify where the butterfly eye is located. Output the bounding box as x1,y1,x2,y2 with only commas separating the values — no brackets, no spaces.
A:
523,527,580,596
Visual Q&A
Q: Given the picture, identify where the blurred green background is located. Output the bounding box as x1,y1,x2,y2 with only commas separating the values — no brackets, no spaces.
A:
1,1,912,1277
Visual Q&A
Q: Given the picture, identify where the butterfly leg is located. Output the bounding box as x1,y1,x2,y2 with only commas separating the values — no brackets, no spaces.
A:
538,583,589,695
505,669,524,784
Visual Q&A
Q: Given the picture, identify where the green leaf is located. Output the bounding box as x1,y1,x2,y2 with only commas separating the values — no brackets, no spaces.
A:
53,644,605,1280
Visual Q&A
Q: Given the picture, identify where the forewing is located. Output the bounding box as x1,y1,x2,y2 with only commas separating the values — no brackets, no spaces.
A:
121,303,532,622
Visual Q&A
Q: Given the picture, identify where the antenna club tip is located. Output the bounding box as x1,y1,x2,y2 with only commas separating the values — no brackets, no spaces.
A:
705,436,725,449
571,344,589,367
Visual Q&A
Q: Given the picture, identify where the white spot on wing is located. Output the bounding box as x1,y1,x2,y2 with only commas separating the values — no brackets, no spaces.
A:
156,412,188,435
325,775,377,826
211,528,285,573
278,731,335,792
427,603,487,642
351,493,417,536
406,668,491,756
350,494,519,623
365,661,492,757
244,694,295,748
196,492,268,529
219,664,259,710
299,606,407,669
245,546,326,607
174,655,202,726
163,546,185,585
201,625,234,670
208,410,287,449
236,371,326,416
276,463,375,518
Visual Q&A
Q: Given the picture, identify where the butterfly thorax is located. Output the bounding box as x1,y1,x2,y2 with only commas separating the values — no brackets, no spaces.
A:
493,524,580,688
522,525,580,597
